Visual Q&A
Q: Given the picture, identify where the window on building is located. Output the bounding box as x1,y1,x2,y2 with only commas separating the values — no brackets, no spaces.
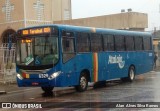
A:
33,0,44,21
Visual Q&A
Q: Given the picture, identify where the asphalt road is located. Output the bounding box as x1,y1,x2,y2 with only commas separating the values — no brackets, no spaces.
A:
0,71,160,111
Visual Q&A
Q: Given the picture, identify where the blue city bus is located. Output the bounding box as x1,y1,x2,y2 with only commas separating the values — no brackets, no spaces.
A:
15,24,154,92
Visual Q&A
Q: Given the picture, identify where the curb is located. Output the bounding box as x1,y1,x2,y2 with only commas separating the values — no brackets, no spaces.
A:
0,91,7,95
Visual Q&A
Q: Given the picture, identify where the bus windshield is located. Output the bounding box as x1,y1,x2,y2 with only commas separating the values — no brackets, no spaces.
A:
16,34,59,68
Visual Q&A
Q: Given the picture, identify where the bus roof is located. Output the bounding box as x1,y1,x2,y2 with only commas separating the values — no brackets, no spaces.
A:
18,24,152,37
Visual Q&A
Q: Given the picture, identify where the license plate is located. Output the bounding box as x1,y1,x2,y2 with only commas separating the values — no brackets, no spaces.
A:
39,74,48,78
32,82,39,86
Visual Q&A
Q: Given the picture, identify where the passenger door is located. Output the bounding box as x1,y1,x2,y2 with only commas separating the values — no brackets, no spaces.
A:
62,30,77,85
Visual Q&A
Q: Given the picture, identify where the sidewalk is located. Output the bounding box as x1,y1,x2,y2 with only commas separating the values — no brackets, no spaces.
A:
0,83,29,95
0,83,16,95
153,66,160,72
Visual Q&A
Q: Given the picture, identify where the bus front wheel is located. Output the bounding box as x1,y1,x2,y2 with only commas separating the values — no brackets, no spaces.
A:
75,72,88,92
41,87,54,92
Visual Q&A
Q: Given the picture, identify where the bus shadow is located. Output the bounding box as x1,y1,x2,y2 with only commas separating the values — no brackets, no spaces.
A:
93,79,135,89
41,88,76,97
42,91,54,97
41,80,132,97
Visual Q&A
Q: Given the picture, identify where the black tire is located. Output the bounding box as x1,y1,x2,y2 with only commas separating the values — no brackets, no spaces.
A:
127,66,135,82
75,72,88,92
41,87,54,92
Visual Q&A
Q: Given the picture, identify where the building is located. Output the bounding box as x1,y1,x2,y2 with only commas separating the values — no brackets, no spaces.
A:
153,30,160,66
0,0,72,44
54,12,148,31
0,0,148,45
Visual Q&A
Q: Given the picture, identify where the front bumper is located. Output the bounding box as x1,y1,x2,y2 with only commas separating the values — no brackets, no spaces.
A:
16,77,63,87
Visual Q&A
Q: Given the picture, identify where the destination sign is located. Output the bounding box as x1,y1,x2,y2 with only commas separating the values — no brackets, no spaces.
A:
22,27,51,35
21,39,32,43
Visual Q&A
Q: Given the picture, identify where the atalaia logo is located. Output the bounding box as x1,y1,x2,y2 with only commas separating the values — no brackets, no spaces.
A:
108,55,125,69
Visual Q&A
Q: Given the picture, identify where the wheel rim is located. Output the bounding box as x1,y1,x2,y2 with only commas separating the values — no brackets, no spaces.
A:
80,76,87,89
130,69,134,80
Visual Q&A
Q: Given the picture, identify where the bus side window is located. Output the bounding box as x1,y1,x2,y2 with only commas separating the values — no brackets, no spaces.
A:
115,35,125,51
125,36,135,51
135,36,143,51
62,31,75,63
103,34,114,51
143,37,152,50
90,33,102,52
77,32,90,52
62,38,74,52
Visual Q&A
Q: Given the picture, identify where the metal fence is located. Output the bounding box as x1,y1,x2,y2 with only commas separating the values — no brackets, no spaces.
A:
0,43,16,83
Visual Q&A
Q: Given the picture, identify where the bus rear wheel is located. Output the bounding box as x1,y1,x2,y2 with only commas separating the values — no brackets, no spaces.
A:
41,87,54,92
127,66,135,82
121,66,135,82
75,72,88,92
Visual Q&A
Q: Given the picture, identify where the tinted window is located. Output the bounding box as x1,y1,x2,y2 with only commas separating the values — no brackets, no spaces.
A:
143,37,151,50
135,37,143,50
125,36,135,51
62,31,75,62
91,33,102,52
62,38,74,53
77,32,90,52
115,35,125,51
103,34,114,51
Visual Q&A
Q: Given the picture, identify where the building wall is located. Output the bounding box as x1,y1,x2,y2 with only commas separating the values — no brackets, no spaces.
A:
153,31,160,66
24,0,72,26
0,0,24,41
25,21,53,27
0,0,24,23
0,1,147,45
54,12,148,31
25,0,52,21
0,22,24,35
52,0,72,21
0,0,72,40
129,12,148,29
24,0,53,27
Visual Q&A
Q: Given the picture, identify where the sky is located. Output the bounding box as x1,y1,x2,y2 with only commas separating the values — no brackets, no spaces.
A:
71,0,160,31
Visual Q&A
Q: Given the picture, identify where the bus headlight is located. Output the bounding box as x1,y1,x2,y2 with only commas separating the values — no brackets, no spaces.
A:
17,73,23,80
48,71,61,80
